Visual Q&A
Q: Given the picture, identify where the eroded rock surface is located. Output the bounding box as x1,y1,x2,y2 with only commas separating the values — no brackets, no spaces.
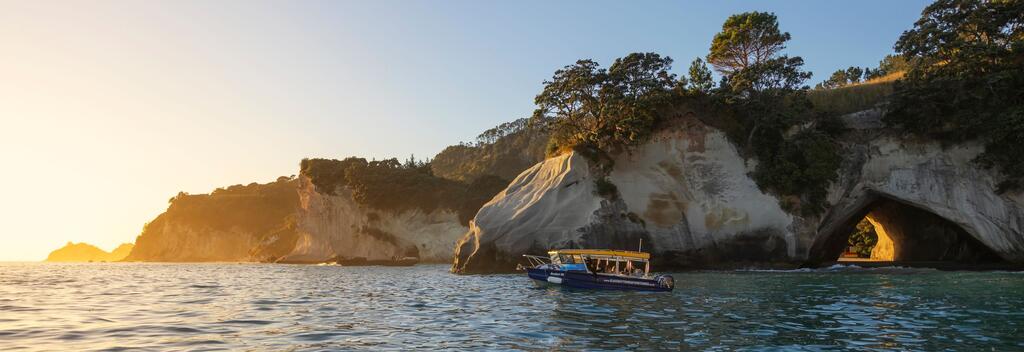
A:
280,177,467,263
453,117,1024,273
128,176,467,263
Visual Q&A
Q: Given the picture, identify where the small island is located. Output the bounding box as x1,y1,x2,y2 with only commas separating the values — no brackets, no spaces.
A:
45,242,134,262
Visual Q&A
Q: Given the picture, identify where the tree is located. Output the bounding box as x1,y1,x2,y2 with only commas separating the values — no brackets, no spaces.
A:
845,67,864,84
705,12,838,214
707,12,792,75
687,57,715,94
848,218,878,258
863,55,910,80
530,59,606,150
816,66,868,89
727,56,812,94
885,0,1024,190
531,53,675,153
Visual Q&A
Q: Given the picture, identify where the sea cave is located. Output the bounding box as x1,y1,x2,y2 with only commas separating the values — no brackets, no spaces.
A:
810,194,1006,267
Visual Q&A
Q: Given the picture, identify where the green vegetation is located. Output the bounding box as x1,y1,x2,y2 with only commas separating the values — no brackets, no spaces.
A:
707,11,791,75
142,0,1020,239
813,0,1022,191
524,11,843,213
808,76,897,116
705,12,843,214
685,58,714,94
162,176,300,235
816,67,865,89
884,0,1024,191
848,218,878,258
133,176,301,260
430,118,547,182
530,53,677,156
300,156,506,224
809,54,907,115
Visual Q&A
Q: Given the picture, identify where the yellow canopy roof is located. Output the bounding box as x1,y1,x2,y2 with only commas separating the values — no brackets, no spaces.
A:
548,249,650,260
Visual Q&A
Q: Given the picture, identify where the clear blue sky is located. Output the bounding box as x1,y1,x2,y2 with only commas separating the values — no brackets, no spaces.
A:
0,0,931,260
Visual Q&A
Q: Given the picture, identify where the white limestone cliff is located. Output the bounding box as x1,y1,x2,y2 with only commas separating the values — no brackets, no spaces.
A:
453,117,1024,273
280,176,468,263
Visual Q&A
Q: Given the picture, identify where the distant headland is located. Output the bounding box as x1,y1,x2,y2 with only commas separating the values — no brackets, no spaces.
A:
46,242,134,262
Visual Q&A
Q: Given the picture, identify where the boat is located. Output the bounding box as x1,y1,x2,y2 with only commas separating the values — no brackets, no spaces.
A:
519,249,674,291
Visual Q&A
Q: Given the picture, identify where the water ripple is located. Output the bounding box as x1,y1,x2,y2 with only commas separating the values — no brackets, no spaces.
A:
0,263,1022,351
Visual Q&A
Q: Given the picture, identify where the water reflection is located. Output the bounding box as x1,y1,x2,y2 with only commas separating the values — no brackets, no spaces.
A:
0,263,1021,351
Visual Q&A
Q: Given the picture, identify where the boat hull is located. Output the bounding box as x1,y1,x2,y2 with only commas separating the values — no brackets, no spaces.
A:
526,268,673,292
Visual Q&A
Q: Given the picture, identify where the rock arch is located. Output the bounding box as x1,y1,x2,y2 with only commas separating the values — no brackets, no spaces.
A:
807,191,1006,264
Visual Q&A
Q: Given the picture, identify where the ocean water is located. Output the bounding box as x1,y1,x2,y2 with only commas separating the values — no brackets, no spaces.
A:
1,263,1022,351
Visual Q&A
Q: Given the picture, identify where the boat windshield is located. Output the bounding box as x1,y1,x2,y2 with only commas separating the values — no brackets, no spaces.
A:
550,254,584,264
549,250,652,277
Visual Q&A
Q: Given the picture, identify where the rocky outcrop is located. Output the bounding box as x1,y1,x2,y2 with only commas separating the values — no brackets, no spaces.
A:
46,242,133,262
808,136,1024,263
125,217,261,262
126,176,468,263
453,116,1024,273
275,176,467,263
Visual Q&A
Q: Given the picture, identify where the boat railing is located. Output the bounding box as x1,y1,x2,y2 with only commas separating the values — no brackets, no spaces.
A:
521,254,550,268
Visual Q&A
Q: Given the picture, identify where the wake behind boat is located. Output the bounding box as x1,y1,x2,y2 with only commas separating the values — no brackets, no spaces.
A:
519,249,674,292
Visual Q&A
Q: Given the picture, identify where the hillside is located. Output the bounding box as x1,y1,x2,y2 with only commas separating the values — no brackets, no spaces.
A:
430,118,548,183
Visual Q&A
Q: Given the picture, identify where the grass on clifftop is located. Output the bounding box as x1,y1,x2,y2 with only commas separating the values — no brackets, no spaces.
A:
808,72,902,116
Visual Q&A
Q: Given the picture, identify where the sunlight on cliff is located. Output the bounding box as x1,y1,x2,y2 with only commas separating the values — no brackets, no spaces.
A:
865,215,894,261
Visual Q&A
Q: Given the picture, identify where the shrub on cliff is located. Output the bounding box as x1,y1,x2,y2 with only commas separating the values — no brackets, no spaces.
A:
301,156,506,225
164,177,299,234
430,118,547,182
344,158,464,214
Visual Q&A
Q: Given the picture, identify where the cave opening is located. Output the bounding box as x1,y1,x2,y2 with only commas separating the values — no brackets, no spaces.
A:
815,195,1006,266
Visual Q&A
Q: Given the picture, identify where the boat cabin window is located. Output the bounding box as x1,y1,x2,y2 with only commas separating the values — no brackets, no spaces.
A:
550,254,576,264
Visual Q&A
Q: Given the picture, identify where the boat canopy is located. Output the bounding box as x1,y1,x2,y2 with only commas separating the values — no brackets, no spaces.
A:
548,249,650,261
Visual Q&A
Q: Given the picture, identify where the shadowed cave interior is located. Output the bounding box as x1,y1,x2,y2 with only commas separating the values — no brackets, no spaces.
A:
819,196,1005,264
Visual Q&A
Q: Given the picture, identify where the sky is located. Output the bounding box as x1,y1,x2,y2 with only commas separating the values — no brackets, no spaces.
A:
0,0,931,261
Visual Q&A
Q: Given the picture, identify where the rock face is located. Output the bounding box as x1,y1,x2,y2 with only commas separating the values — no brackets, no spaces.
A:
126,177,468,263
453,117,1024,273
808,136,1024,263
276,177,467,263
125,220,259,262
46,242,134,262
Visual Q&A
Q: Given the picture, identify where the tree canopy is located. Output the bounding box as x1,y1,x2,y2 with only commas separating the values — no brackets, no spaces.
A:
816,66,866,89
707,11,792,75
686,58,715,94
885,0,1024,190
530,53,676,154
301,156,506,225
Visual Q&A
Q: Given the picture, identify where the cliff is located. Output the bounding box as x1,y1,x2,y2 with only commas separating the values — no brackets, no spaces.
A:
124,178,299,262
46,242,134,262
125,173,469,263
270,176,467,263
453,115,1024,273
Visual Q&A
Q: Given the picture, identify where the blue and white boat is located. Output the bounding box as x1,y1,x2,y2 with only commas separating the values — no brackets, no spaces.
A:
520,249,674,292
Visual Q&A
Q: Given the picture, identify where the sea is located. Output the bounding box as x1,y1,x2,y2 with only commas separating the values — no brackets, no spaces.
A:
1,263,1022,351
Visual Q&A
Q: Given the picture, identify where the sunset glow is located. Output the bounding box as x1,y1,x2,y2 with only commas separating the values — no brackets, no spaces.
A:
0,1,926,260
